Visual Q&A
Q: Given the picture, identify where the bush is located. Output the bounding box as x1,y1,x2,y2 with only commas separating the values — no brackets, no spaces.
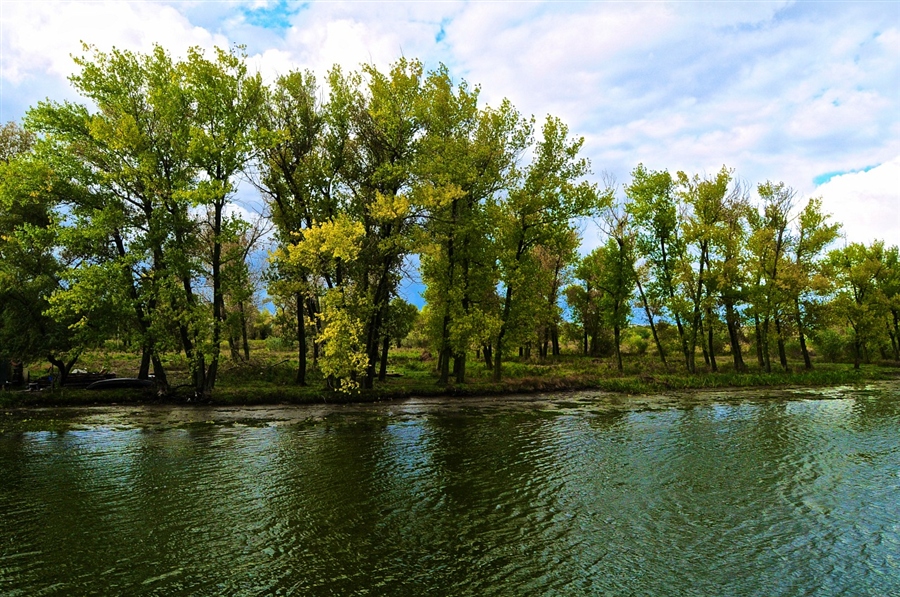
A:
265,335,290,352
812,329,852,363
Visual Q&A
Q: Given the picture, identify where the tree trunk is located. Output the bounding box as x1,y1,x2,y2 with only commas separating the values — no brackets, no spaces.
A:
760,316,772,373
113,228,164,385
774,314,789,371
151,354,168,393
363,259,395,389
613,322,623,372
240,300,251,361
454,354,466,384
228,332,240,361
296,292,307,386
637,277,666,366
700,316,711,367
438,314,452,385
493,282,514,382
378,334,390,382
706,307,717,372
890,310,900,360
204,199,226,398
482,343,493,370
659,239,690,371
795,300,812,370
307,297,320,366
675,313,691,372
724,301,746,373
138,346,152,380
48,353,79,388
493,328,506,382
754,315,765,369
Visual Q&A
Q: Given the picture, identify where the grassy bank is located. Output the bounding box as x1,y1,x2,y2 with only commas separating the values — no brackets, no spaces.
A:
2,343,896,408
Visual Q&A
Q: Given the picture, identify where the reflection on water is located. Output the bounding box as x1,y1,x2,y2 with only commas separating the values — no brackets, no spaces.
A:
1,383,899,596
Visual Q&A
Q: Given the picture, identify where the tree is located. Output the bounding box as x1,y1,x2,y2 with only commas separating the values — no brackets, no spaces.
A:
348,59,427,388
578,237,636,372
205,211,269,362
879,246,900,361
255,68,330,385
384,297,419,348
265,60,427,391
416,67,527,383
285,213,368,390
181,45,265,396
492,116,605,381
0,121,35,163
676,166,735,373
27,44,198,392
707,184,751,373
626,164,691,370
748,181,796,372
787,198,840,369
0,130,98,384
824,242,892,369
27,44,265,398
532,229,579,359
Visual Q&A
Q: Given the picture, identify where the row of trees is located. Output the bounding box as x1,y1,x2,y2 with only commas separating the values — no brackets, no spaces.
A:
568,167,899,374
1,45,897,397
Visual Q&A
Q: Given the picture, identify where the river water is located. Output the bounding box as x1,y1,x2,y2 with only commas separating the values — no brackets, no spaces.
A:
1,382,898,596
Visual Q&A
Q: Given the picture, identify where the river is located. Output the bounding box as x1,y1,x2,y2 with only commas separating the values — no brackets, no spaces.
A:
1,382,898,595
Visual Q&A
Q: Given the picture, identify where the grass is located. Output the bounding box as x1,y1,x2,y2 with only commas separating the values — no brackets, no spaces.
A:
2,342,896,408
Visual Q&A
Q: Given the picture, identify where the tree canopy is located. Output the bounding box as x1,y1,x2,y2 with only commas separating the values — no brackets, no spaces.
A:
1,44,895,398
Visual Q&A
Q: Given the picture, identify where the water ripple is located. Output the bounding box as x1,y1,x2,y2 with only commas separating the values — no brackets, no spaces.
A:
2,384,900,595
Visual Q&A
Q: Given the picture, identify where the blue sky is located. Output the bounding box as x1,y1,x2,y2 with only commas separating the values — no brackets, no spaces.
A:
1,0,898,253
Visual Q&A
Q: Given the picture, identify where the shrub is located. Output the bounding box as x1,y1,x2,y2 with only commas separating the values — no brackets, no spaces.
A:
812,329,852,363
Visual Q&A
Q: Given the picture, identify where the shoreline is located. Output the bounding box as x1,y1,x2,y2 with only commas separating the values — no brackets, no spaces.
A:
2,364,896,410
2,378,898,434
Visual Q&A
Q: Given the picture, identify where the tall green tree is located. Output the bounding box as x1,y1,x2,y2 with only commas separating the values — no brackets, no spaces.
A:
26,45,198,391
255,68,333,385
705,184,751,373
181,45,265,395
0,127,116,384
28,44,264,397
348,60,427,388
748,181,796,372
416,67,527,383
492,116,604,381
787,198,841,369
824,241,893,369
676,166,735,373
625,164,691,370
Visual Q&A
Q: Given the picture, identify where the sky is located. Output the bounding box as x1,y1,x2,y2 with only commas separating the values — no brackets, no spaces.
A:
1,0,898,253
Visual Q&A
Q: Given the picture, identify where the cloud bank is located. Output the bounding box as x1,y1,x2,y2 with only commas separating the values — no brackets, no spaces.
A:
2,0,897,244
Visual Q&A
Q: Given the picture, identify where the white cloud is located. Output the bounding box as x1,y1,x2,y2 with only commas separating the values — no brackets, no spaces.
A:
0,1,228,83
814,157,900,245
1,0,897,247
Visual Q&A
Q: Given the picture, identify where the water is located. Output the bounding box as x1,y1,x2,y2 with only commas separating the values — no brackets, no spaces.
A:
1,383,899,595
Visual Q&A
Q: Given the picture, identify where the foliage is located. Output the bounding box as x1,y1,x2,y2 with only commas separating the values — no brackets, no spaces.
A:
4,47,896,401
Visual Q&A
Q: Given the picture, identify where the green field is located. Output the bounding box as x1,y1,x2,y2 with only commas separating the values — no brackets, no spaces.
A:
3,339,895,408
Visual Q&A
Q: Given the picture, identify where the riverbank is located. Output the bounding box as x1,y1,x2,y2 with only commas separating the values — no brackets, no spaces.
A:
1,356,895,409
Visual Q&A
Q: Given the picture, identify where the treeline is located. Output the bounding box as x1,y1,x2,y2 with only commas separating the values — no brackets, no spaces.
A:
0,45,897,397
